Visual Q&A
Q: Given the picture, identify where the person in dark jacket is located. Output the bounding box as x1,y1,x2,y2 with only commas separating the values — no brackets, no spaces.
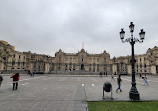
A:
116,75,122,92
106,72,107,76
0,75,3,87
10,73,20,90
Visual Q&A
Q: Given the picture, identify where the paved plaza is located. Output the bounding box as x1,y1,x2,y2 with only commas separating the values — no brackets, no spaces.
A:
0,74,158,111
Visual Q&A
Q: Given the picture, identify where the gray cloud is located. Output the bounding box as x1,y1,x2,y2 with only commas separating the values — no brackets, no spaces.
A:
0,0,157,58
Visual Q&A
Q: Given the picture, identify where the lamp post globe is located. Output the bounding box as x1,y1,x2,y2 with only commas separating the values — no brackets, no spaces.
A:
139,29,145,40
129,22,134,33
120,28,125,40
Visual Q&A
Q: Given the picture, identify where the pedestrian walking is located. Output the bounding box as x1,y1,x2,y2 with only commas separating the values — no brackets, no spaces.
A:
28,70,32,76
106,72,107,76
116,75,122,92
0,75,3,87
139,73,142,79
10,73,20,90
111,74,115,81
104,72,105,76
33,72,35,77
100,72,102,77
143,74,148,85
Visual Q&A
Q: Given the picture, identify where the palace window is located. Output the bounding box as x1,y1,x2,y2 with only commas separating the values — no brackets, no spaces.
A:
104,58,106,63
70,57,72,62
140,64,142,68
73,58,76,63
58,63,61,70
97,58,100,62
81,56,84,61
97,64,99,72
73,64,75,70
144,64,146,68
51,63,54,71
12,61,15,66
89,64,91,71
65,57,68,62
137,65,138,69
93,58,95,62
69,63,72,71
3,57,6,61
89,58,92,62
93,63,95,72
65,64,67,71
18,62,20,66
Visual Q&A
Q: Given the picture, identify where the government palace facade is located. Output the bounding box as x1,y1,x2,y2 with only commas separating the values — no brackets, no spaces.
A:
0,40,158,75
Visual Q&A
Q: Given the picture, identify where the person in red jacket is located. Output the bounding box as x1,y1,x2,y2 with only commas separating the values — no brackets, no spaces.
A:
10,73,19,90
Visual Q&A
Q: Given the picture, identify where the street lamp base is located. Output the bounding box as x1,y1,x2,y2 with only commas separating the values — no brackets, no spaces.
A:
129,91,140,100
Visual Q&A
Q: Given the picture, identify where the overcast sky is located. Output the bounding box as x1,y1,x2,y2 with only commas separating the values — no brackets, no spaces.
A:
0,0,158,58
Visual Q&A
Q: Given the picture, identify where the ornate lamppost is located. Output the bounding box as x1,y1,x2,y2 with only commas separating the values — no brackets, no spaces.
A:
120,22,145,100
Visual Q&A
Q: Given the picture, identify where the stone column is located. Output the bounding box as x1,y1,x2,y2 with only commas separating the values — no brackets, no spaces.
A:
44,63,49,74
112,63,117,74
29,62,34,74
151,65,156,75
127,64,132,75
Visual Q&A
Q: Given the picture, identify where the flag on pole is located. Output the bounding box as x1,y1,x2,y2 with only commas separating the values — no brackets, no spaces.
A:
82,42,84,49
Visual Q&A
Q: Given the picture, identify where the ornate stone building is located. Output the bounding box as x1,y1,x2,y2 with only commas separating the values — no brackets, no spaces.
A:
0,40,158,75
0,41,15,72
0,41,51,74
51,49,112,74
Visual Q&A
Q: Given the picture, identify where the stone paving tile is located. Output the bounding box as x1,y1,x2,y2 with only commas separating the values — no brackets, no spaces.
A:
85,75,158,101
0,74,158,111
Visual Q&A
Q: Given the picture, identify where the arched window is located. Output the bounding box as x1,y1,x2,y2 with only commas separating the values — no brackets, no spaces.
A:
89,64,91,71
104,58,106,63
70,57,72,62
81,56,84,61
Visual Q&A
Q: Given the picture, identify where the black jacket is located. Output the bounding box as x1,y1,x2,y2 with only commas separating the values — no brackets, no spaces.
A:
117,77,122,84
0,75,3,81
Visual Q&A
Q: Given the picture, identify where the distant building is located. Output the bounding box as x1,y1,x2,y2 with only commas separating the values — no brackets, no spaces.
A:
52,49,112,74
0,40,158,75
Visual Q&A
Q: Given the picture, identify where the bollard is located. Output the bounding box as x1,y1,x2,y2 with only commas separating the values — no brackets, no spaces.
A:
102,82,113,100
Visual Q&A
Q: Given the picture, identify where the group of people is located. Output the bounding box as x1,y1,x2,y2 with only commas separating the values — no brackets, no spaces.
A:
99,71,108,77
115,73,149,93
0,72,149,92
99,71,122,92
0,73,20,90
